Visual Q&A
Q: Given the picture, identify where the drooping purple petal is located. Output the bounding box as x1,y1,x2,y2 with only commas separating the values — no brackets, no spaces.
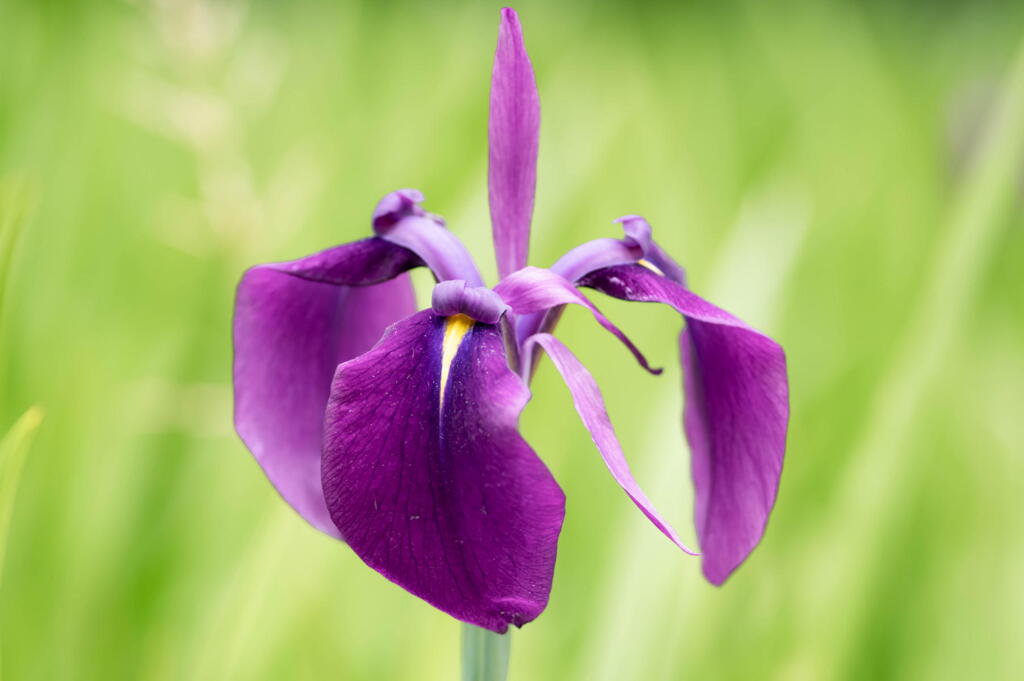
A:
580,264,788,585
372,189,484,286
322,310,565,632
489,7,540,279
523,333,698,555
233,238,420,537
495,266,661,376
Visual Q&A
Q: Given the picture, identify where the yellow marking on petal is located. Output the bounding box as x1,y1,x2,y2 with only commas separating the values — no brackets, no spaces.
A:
439,314,474,410
637,258,665,276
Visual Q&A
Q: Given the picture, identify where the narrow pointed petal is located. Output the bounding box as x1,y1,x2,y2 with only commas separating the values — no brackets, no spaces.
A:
233,238,420,537
489,7,540,279
580,264,789,584
322,311,565,632
523,333,698,555
494,266,661,376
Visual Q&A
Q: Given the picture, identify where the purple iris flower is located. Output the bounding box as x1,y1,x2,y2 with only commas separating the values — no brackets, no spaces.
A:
232,8,788,634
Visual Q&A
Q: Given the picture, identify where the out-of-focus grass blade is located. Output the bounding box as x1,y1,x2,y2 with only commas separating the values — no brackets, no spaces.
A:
0,178,33,321
793,31,1024,676
0,407,44,679
0,407,43,583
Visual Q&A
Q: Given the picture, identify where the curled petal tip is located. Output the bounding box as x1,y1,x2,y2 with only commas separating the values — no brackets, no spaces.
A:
372,189,426,232
614,215,653,254
371,189,484,286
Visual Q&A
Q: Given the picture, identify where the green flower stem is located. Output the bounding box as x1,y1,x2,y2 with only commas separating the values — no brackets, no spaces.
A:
461,624,510,681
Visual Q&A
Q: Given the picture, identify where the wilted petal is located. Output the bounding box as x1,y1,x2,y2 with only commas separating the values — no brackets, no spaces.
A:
233,238,420,537
580,264,788,584
523,333,697,555
489,7,540,279
495,266,661,376
322,311,565,632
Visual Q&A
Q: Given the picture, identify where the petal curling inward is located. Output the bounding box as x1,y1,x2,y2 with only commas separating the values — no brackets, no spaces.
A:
523,333,698,556
615,215,687,285
579,264,789,585
546,215,686,286
549,237,641,285
494,266,661,377
431,279,508,324
489,7,540,279
322,311,565,632
233,238,420,537
372,190,484,286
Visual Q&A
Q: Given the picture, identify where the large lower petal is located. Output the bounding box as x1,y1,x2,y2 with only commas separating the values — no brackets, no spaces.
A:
523,333,697,555
322,311,565,632
233,238,420,537
580,264,789,585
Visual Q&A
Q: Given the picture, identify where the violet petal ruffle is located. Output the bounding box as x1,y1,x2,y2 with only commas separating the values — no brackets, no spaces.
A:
322,310,565,632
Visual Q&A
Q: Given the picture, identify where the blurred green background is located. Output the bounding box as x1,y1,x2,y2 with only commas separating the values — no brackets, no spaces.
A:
2,0,1023,679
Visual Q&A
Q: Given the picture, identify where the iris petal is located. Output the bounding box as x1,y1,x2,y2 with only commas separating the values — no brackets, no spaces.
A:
322,311,565,632
233,238,420,537
579,264,789,585
372,190,484,286
488,7,540,279
523,333,698,555
494,266,661,376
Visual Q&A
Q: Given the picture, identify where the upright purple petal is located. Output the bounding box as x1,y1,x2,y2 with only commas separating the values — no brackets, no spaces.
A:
489,7,540,279
523,333,698,555
580,264,789,585
322,311,565,632
233,238,420,537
